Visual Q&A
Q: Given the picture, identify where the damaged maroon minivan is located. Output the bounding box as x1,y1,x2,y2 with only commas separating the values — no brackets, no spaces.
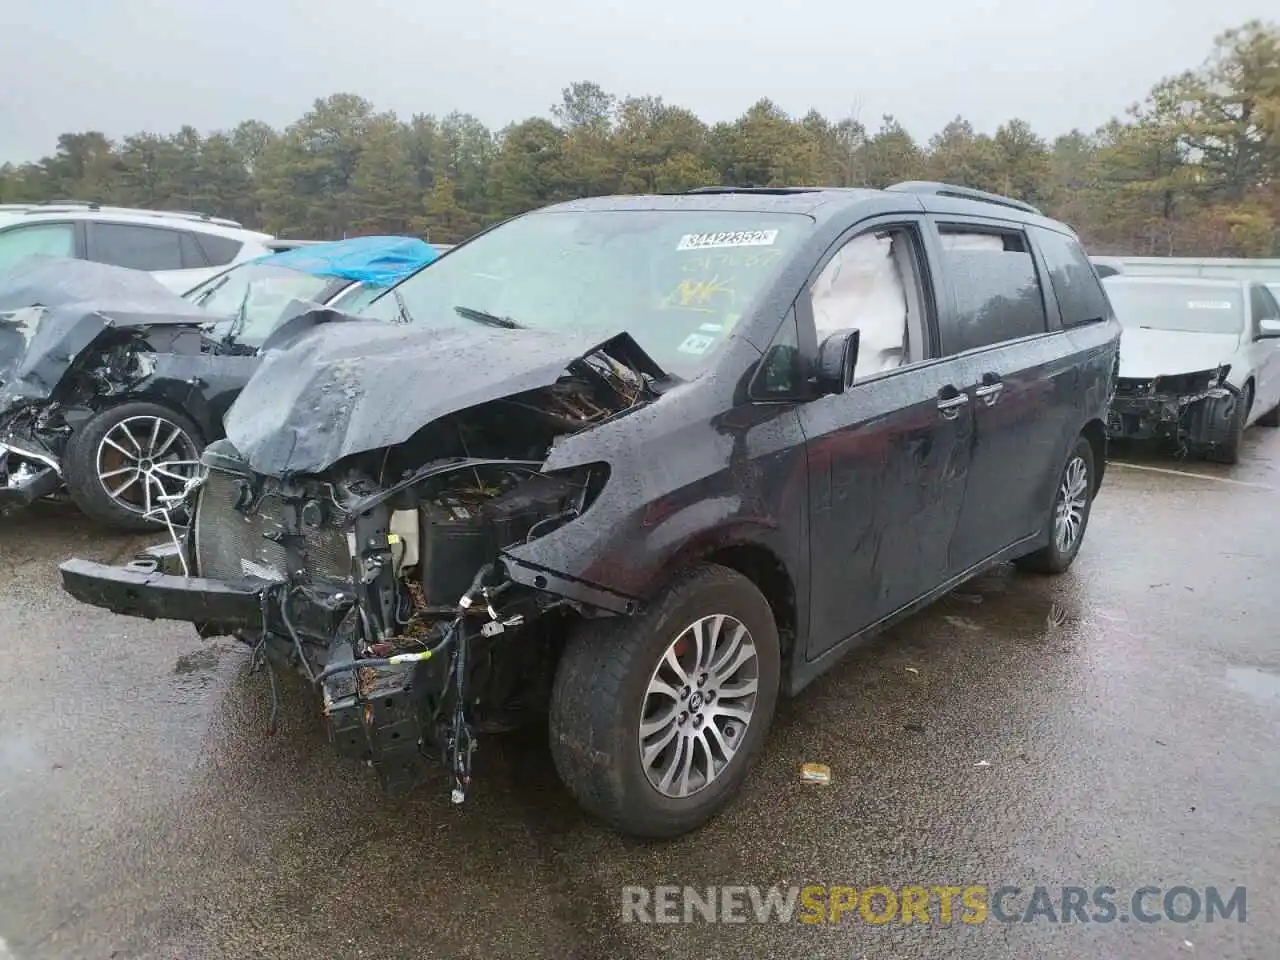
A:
59,183,1120,837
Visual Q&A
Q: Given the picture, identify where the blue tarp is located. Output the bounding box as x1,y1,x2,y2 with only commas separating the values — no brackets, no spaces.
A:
255,236,438,288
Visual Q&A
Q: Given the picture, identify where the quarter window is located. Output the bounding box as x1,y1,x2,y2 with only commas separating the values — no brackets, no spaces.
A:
195,233,245,266
810,226,928,382
91,223,185,271
1033,227,1110,328
179,232,210,268
936,226,1048,354
751,310,803,399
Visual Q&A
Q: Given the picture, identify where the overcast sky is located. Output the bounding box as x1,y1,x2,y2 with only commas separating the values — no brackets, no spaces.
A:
1,0,1273,163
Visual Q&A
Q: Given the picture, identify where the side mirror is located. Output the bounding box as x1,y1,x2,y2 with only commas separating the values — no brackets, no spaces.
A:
1258,318,1280,339
813,329,860,395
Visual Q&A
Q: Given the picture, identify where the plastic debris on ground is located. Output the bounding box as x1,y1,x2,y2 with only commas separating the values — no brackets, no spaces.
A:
800,762,832,785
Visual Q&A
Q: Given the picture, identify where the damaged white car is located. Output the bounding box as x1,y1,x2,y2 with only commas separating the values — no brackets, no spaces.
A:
1102,275,1280,462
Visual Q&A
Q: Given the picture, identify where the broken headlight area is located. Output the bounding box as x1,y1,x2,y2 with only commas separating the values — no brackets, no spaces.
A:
0,408,65,510
1107,369,1236,450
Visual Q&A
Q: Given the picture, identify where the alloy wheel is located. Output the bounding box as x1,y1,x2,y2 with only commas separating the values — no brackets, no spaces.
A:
1053,455,1089,554
639,613,759,799
95,415,202,519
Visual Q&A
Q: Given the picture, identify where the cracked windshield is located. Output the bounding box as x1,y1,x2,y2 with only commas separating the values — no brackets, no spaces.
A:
1,4,1278,960
364,210,809,376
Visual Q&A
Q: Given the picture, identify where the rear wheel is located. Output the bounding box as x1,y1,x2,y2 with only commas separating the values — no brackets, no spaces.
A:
1016,435,1095,575
549,564,781,838
64,402,204,532
1256,401,1279,427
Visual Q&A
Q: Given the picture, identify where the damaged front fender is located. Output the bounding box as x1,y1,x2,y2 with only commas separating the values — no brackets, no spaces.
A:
500,370,807,624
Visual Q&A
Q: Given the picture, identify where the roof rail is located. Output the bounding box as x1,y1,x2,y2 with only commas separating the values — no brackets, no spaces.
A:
684,186,825,195
4,202,243,229
161,209,244,227
885,181,1042,215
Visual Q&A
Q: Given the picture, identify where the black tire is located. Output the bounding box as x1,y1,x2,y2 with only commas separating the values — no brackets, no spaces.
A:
64,401,204,533
1256,401,1279,427
1204,384,1250,465
548,563,781,839
1015,435,1095,575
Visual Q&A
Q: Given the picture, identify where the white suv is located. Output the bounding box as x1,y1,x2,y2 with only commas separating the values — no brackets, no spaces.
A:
0,202,290,292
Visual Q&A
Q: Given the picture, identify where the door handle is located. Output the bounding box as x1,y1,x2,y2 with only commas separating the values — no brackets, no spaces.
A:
936,390,969,420
974,383,1004,405
974,373,1004,406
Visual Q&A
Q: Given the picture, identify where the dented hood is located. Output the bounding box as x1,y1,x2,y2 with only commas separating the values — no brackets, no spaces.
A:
224,313,663,476
0,256,220,410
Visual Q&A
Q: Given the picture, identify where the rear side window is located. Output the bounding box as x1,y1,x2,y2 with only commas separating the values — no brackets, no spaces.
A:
1034,227,1110,327
936,225,1048,354
91,223,184,271
195,233,245,266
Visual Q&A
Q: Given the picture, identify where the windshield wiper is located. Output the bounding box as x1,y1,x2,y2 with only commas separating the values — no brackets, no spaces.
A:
391,288,414,325
190,274,229,307
454,304,524,329
220,283,253,346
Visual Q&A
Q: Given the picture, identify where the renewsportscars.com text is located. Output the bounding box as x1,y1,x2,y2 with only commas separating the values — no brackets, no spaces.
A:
621,884,1247,925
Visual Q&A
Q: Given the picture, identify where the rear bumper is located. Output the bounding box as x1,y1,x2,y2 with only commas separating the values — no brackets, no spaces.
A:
59,551,268,632
0,441,63,510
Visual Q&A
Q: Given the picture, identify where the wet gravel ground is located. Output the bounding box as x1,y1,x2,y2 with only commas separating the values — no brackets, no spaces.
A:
1,431,1277,960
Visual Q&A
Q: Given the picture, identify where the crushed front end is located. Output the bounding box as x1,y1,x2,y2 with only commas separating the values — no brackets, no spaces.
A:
59,337,653,802
1106,367,1239,453
0,257,238,517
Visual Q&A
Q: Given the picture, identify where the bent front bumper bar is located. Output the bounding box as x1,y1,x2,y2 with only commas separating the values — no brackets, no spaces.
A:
60,551,267,632
1107,385,1237,446
0,441,63,510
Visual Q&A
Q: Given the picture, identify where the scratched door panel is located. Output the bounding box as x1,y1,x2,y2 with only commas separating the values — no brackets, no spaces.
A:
801,356,975,660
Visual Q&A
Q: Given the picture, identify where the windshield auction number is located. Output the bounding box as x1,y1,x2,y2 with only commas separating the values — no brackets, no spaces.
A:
677,230,779,251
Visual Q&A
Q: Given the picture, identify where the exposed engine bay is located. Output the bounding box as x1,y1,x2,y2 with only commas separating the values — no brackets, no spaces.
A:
174,339,654,801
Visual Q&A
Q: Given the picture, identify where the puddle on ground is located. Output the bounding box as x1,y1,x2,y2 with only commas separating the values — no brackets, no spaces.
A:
1225,667,1280,704
0,734,42,777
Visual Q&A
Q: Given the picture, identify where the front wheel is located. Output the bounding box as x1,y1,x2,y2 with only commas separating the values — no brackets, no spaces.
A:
1016,435,1095,575
549,564,781,838
1204,384,1251,465
64,402,205,532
